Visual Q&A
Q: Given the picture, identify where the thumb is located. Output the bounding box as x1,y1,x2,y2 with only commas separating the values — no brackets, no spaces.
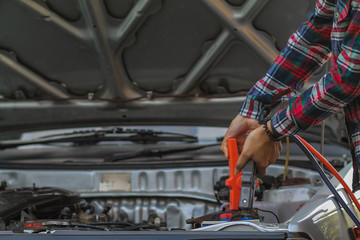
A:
234,152,249,175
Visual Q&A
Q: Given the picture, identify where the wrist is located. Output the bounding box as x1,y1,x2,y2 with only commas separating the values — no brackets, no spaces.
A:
261,118,280,142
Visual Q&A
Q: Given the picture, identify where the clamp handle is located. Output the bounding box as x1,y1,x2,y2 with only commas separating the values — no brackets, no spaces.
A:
225,138,256,210
225,138,242,210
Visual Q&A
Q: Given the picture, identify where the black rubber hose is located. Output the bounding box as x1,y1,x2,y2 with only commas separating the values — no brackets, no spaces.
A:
290,134,360,228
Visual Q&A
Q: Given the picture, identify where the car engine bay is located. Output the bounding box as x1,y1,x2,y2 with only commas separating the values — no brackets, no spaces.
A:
1,0,359,238
0,162,324,233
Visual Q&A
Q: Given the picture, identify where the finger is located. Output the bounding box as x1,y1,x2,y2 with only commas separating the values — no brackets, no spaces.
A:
257,167,266,177
220,139,228,158
223,146,228,159
234,152,249,175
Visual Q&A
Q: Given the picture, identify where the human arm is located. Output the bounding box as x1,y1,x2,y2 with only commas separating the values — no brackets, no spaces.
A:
232,1,360,175
271,1,360,138
222,0,335,173
238,0,335,121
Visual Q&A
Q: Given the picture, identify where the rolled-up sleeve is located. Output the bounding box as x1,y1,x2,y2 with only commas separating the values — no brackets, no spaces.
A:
239,0,334,122
272,1,360,138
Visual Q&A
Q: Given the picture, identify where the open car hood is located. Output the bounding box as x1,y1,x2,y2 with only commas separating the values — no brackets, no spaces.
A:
0,2,358,239
0,0,346,143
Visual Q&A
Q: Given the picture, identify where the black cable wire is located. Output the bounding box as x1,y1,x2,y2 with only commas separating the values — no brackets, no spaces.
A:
291,135,360,228
228,212,243,221
86,222,134,226
115,224,161,231
254,208,280,223
69,223,108,231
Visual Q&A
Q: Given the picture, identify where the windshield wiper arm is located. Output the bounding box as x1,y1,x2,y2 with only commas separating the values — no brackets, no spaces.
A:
0,128,198,149
105,143,220,162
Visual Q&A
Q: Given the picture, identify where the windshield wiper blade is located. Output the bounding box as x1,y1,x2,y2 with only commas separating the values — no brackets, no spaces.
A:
105,143,220,162
0,128,198,149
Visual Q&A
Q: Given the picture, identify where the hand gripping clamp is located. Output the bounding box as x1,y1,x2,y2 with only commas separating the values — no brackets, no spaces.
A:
225,138,256,210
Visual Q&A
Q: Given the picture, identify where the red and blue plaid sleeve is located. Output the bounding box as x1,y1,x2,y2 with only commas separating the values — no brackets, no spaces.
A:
239,0,335,121
272,0,360,138
240,0,360,192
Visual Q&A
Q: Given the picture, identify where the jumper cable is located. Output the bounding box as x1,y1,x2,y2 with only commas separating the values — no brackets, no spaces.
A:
291,134,360,228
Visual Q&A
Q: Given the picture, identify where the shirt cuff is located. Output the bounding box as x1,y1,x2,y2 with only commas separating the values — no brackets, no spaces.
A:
238,97,264,120
270,108,300,139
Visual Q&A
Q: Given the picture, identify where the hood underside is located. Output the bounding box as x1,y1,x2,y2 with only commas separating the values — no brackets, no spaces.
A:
1,0,343,138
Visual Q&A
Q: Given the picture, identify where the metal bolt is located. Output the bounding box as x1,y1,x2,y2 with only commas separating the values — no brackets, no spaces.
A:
146,91,153,99
242,199,247,204
88,92,94,100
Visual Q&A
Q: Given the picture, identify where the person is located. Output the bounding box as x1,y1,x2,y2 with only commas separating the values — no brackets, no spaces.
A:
221,0,360,191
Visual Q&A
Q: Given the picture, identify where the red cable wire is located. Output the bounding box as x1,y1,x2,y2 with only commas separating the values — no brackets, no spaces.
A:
296,135,360,213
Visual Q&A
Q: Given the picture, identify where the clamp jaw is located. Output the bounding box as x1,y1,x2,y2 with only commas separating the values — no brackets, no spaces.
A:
225,138,257,210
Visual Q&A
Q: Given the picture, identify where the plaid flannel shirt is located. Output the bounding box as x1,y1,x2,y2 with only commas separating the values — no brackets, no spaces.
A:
239,0,360,191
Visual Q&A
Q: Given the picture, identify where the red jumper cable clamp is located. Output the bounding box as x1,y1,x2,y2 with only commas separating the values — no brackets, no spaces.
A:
185,138,258,226
225,138,242,210
225,138,256,211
